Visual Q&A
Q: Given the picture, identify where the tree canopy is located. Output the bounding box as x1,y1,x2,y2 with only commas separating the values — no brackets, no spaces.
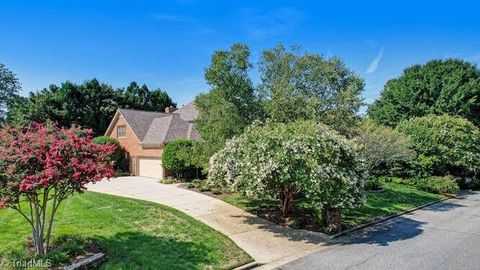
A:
259,45,365,137
0,63,21,123
368,59,480,127
194,44,260,153
208,120,366,231
194,43,365,168
7,79,175,135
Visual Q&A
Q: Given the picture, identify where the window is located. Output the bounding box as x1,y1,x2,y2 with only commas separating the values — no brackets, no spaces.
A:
117,125,126,138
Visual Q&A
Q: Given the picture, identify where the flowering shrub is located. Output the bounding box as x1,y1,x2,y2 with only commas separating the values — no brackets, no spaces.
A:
208,120,366,232
397,114,480,178
0,123,115,255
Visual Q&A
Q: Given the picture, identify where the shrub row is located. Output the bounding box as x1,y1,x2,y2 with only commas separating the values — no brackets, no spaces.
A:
379,176,459,195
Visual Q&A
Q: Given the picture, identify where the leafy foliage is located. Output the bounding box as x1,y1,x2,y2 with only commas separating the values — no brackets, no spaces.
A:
194,44,259,153
0,63,21,123
0,123,115,255
93,136,128,173
208,120,366,231
397,114,480,178
6,79,175,135
364,177,383,191
259,45,364,137
355,120,415,176
162,139,197,178
368,59,480,127
414,176,459,195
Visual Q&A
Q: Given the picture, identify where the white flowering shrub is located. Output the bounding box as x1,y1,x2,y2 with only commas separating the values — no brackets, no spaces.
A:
208,120,366,229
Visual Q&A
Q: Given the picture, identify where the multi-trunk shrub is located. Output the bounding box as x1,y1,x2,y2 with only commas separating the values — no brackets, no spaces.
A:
208,120,366,232
0,123,115,255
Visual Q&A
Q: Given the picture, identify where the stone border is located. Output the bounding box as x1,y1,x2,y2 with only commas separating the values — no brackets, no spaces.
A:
329,195,455,240
64,253,106,270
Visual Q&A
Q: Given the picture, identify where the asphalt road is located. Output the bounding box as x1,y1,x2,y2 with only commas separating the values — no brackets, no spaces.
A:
278,191,480,270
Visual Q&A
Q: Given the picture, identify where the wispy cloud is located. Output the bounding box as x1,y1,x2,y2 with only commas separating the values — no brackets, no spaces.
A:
366,47,384,74
239,7,304,40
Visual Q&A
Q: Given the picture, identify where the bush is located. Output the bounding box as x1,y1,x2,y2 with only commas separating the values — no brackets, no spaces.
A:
159,177,182,184
378,176,416,186
415,176,459,195
397,115,480,178
458,177,480,190
356,120,415,176
93,136,129,173
208,120,366,232
162,139,197,179
364,178,383,191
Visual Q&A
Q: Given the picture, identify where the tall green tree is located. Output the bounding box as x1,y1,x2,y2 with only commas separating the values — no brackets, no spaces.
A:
7,79,175,135
0,63,21,122
368,59,480,127
195,44,259,152
259,45,365,137
117,81,175,112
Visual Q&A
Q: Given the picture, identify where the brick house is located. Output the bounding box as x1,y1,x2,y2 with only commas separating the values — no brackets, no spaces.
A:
104,102,200,178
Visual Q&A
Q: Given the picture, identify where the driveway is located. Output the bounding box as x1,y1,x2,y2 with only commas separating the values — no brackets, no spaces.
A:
87,177,329,267
278,191,480,270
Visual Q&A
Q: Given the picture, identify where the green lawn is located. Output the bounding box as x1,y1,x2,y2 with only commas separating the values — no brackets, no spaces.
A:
0,192,252,270
342,183,444,227
221,183,444,231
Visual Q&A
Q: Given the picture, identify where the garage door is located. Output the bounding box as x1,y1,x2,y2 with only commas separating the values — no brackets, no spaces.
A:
138,157,164,179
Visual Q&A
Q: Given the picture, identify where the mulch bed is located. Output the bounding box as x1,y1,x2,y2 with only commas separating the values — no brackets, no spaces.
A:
178,183,331,232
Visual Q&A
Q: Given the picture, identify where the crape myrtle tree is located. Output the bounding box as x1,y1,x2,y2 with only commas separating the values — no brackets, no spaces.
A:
0,123,115,255
208,121,366,232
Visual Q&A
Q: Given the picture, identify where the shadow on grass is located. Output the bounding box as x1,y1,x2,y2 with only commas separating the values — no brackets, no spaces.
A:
92,231,219,270
230,214,329,244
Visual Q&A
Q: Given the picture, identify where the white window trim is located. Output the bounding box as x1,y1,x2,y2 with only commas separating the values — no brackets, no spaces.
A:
117,125,126,138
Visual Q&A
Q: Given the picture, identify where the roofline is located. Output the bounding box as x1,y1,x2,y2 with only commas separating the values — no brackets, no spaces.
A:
104,109,142,143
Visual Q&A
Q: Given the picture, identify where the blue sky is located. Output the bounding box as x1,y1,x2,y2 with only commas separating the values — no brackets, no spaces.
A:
1,0,479,107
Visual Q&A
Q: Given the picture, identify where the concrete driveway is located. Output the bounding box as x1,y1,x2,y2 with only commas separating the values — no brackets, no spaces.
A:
278,191,480,270
87,177,329,268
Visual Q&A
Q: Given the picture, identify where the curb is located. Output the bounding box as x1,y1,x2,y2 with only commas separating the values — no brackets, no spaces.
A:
233,261,260,270
329,195,455,240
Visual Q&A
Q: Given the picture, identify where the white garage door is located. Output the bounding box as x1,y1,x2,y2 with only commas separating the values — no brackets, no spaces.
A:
138,157,164,179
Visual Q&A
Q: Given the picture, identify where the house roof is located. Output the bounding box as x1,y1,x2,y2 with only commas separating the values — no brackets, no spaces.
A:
174,101,198,122
107,102,200,145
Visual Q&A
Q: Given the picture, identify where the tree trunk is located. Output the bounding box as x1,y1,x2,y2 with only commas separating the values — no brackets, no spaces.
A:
280,188,296,217
323,206,342,233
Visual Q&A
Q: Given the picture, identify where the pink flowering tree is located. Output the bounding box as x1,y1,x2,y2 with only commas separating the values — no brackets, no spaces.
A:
0,123,115,255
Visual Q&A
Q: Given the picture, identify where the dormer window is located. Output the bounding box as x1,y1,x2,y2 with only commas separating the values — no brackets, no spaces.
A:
117,125,126,138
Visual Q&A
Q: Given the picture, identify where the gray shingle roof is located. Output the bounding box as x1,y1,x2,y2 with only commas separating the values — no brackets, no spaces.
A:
174,101,198,122
117,102,200,145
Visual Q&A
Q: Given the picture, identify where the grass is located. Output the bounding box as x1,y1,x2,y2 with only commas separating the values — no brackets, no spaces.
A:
342,183,444,227
220,183,444,232
0,192,252,270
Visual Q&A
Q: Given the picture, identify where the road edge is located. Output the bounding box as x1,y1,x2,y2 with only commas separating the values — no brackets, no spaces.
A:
329,195,455,240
